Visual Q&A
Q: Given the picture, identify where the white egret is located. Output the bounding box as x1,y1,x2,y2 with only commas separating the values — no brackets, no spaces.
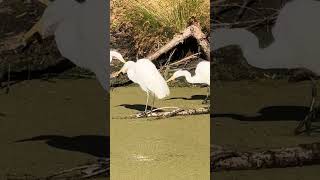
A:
22,0,109,90
19,0,110,171
110,50,126,63
167,61,210,103
112,59,170,113
212,0,320,134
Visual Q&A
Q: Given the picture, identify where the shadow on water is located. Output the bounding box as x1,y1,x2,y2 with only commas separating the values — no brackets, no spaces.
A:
167,95,207,101
118,104,157,111
212,106,310,122
15,135,109,158
0,59,77,89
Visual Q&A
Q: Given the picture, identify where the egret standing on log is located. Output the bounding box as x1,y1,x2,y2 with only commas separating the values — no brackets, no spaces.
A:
22,0,110,90
167,61,210,104
212,0,320,134
111,59,170,114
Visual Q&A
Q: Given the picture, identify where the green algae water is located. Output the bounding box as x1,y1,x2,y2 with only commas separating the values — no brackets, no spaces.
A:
0,79,108,179
212,80,320,180
111,86,210,180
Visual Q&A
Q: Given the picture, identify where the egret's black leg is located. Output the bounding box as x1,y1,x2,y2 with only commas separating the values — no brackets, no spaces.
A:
295,77,318,135
0,70,5,90
27,63,31,80
6,64,10,94
202,86,210,104
150,95,155,112
137,93,149,117
144,92,149,113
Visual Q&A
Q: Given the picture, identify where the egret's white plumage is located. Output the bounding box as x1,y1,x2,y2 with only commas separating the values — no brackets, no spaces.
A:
110,51,126,63
167,61,210,103
25,0,109,90
167,61,210,85
113,59,170,112
121,59,170,99
212,0,320,73
212,0,320,133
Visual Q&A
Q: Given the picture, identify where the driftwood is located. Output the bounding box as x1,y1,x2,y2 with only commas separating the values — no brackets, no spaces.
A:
133,107,210,119
47,159,109,179
168,53,200,67
147,24,210,61
6,159,109,180
211,143,320,172
113,23,210,87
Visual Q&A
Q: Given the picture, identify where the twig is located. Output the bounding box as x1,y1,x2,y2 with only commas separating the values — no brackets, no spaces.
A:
169,53,200,67
162,48,176,78
237,0,257,20
212,0,227,5
215,3,260,15
212,0,280,29
212,14,278,28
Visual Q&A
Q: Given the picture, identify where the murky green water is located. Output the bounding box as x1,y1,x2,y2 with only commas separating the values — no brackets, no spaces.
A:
212,80,320,180
0,79,108,179
111,86,210,180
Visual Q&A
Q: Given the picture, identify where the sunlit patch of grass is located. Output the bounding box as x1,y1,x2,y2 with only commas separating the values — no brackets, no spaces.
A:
111,0,210,57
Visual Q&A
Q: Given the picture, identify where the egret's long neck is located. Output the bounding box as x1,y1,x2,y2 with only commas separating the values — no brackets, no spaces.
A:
214,29,278,69
240,37,287,69
178,71,200,84
110,51,125,63
221,29,286,69
239,38,265,68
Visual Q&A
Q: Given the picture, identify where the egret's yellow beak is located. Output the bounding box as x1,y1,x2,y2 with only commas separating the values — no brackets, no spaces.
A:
111,65,127,78
110,71,120,78
166,76,175,83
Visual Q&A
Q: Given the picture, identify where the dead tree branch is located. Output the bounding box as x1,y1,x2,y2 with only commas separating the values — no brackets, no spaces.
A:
211,143,320,172
147,25,210,61
133,107,209,119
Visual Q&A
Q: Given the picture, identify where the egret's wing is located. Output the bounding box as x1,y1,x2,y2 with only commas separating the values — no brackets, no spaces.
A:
41,0,78,37
52,1,108,90
196,61,210,85
79,0,108,90
272,0,320,74
135,59,170,99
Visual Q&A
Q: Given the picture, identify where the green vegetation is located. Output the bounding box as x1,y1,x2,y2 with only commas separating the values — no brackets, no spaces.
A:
111,0,210,56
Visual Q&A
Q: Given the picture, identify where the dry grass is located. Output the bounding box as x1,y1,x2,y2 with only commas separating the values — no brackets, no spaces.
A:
111,0,210,57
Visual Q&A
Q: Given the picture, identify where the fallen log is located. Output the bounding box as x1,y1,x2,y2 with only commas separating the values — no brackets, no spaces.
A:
147,24,210,61
211,142,320,172
133,107,210,119
6,159,109,180
47,158,109,179
111,23,210,87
